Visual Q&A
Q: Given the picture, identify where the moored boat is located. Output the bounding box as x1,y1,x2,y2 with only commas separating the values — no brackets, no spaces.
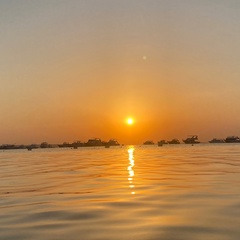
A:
58,142,73,148
72,141,83,149
107,139,120,146
209,138,225,143
143,140,154,145
158,140,168,146
168,139,180,144
183,135,200,144
85,138,103,146
225,136,240,143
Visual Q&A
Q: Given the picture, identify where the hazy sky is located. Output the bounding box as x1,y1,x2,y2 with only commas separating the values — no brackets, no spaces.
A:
1,0,240,144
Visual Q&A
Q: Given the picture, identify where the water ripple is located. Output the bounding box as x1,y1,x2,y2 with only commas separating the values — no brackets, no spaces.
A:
1,145,240,239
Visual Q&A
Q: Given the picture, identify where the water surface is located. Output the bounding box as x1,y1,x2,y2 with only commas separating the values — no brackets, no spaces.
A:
1,144,240,240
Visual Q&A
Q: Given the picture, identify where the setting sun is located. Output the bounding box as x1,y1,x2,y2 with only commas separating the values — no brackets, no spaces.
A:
127,118,134,125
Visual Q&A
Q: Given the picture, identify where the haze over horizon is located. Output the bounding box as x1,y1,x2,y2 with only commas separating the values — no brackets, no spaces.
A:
1,0,240,145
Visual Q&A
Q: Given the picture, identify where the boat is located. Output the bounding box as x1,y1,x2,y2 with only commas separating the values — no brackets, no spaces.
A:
26,146,33,151
58,142,73,148
72,141,84,148
85,138,104,146
225,136,240,143
143,140,154,145
40,142,49,148
183,135,200,144
168,139,180,144
107,139,120,146
0,144,16,150
158,140,168,146
209,138,225,143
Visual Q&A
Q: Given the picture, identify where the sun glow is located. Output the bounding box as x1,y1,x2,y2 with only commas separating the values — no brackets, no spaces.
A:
127,118,134,125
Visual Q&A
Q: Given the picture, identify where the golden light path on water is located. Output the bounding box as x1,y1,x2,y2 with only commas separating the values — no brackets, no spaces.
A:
128,147,135,195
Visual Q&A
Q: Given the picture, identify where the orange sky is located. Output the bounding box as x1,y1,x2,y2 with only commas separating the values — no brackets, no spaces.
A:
1,1,240,144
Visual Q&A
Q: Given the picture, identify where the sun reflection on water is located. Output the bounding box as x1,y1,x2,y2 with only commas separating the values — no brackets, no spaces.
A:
128,147,135,194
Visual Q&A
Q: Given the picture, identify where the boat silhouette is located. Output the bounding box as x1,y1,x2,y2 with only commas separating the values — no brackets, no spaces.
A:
183,135,200,144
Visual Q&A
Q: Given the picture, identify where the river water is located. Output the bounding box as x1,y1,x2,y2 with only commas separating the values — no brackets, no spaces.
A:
1,144,240,240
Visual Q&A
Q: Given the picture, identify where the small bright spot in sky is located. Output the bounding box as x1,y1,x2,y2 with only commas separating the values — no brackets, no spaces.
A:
143,56,147,60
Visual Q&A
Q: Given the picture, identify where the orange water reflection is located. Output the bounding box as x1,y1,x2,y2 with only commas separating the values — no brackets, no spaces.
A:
128,147,135,194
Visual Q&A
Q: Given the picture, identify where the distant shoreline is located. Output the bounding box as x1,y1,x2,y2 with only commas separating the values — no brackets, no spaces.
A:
1,136,240,150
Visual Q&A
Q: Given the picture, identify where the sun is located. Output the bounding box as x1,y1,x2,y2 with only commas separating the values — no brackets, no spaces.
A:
127,118,134,125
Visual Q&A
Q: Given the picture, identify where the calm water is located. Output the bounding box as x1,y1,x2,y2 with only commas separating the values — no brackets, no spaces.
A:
1,144,240,240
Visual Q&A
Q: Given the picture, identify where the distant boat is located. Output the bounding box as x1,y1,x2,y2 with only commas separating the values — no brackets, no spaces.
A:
168,139,180,144
225,136,240,143
158,140,168,146
85,138,103,147
183,135,200,144
0,144,16,150
143,140,154,145
107,139,120,146
209,138,225,143
58,142,73,148
72,141,83,148
40,142,49,148
27,146,32,151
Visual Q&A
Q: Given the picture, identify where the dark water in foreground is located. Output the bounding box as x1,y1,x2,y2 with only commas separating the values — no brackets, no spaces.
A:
1,144,240,240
